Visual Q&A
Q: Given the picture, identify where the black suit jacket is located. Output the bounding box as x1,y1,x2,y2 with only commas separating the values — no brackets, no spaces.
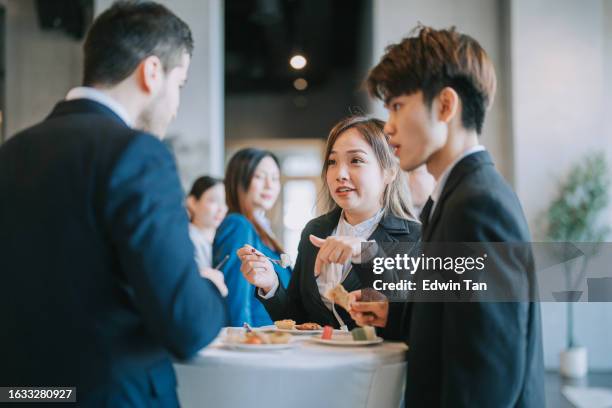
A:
384,151,545,407
258,207,421,329
0,99,227,407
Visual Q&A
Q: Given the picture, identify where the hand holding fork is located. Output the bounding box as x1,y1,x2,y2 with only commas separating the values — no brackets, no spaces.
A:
237,245,287,293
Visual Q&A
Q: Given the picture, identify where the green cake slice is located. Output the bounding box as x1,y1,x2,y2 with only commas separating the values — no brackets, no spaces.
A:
351,326,377,341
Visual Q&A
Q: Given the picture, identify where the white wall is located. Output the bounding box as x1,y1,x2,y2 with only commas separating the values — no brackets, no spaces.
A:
605,0,612,164
3,0,83,138
164,0,224,185
371,0,512,181
1,0,224,190
94,0,224,188
511,0,608,233
511,0,612,371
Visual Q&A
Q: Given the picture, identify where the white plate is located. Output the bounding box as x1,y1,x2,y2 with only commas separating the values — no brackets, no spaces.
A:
221,341,295,351
258,325,323,335
309,336,384,347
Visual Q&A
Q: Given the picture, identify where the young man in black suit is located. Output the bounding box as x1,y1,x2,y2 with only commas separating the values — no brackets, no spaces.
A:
0,2,226,406
351,27,545,407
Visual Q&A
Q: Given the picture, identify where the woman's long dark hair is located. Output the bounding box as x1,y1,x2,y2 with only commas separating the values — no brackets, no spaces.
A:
225,148,284,253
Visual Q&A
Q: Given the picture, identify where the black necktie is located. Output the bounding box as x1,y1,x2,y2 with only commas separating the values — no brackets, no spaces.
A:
420,197,434,229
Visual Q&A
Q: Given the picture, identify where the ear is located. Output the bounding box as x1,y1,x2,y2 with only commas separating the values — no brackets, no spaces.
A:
435,87,460,124
186,196,197,215
136,55,164,95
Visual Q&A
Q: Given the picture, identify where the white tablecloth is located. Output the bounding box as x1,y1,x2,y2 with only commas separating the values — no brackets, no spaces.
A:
174,328,407,408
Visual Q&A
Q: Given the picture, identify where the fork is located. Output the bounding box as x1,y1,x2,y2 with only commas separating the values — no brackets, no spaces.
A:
331,303,349,332
250,248,291,268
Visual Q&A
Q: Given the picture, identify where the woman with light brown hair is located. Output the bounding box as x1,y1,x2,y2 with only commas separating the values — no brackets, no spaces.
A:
237,116,421,329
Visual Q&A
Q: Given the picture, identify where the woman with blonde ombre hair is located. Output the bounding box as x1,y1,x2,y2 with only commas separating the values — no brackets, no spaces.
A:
237,115,420,329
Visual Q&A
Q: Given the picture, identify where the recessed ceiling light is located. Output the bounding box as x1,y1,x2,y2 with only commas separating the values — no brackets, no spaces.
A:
289,54,307,70
293,78,308,90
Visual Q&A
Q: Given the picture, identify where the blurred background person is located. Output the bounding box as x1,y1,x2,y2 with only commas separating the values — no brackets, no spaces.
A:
213,148,292,327
186,175,228,296
238,116,421,329
405,164,435,217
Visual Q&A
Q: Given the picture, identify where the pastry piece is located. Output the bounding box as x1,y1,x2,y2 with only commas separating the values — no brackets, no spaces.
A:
225,327,245,344
269,332,291,344
243,335,262,345
325,284,351,311
332,332,353,342
280,253,292,268
295,322,322,331
274,319,296,330
351,326,377,341
243,331,270,344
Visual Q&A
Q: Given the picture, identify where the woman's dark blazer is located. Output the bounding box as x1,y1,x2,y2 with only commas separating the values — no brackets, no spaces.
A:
257,207,421,329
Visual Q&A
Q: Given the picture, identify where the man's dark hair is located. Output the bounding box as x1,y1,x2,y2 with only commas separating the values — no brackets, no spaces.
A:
367,26,497,134
83,1,193,86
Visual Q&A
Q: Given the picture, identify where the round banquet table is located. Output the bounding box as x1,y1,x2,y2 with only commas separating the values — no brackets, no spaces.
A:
174,328,407,408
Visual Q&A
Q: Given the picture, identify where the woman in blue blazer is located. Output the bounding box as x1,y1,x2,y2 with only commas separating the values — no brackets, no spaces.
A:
213,148,291,327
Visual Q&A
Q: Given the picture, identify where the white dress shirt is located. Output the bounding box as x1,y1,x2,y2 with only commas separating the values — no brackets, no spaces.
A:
429,145,486,219
65,86,133,127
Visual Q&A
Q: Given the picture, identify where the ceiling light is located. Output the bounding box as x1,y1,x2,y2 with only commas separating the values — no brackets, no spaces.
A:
289,54,307,70
293,78,308,91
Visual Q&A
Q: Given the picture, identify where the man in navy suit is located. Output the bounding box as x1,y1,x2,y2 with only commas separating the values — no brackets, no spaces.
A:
351,27,545,407
0,2,226,406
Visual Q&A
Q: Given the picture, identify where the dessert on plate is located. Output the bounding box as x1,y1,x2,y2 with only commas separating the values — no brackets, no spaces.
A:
274,319,296,330
325,284,352,311
295,322,322,331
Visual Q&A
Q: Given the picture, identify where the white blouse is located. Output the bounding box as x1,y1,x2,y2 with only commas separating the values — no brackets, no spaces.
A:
189,224,213,270
259,209,383,328
317,209,383,311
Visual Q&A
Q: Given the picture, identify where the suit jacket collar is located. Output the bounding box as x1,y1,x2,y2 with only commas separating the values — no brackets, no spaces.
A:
303,208,341,249
379,210,415,234
311,206,414,240
425,150,494,240
47,99,130,128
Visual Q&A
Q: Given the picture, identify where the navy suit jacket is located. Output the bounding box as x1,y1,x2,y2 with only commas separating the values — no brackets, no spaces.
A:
384,151,545,407
0,99,227,407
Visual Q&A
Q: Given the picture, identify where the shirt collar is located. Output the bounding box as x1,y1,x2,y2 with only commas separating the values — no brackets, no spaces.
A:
65,87,133,127
430,145,486,204
337,208,384,237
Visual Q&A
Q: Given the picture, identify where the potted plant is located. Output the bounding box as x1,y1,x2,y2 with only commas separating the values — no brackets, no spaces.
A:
545,152,610,378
